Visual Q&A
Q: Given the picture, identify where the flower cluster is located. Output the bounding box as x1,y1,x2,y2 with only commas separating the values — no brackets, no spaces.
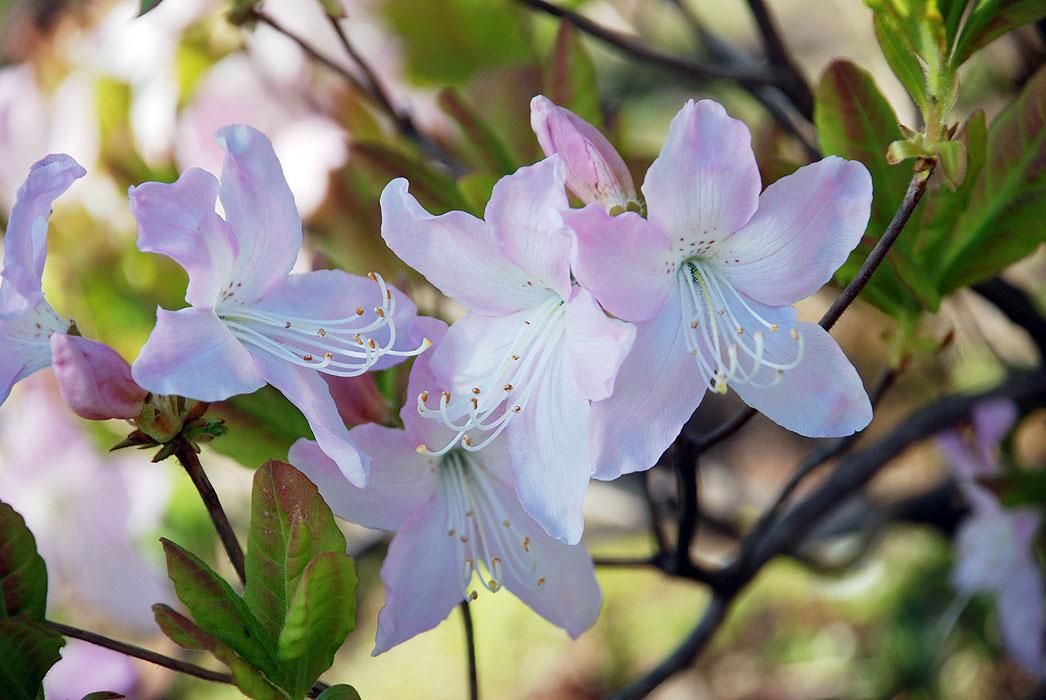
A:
0,98,876,654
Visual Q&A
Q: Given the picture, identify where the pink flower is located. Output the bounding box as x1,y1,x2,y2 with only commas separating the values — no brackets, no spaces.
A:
939,401,1044,677
558,98,874,478
289,323,601,653
129,124,429,486
530,95,637,211
379,157,636,544
50,334,147,420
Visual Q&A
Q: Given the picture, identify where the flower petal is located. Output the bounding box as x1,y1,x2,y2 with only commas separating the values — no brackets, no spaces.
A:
712,157,872,306
50,335,146,420
564,288,635,401
565,204,676,322
972,399,1018,472
485,157,572,299
216,124,302,303
254,352,369,486
491,474,601,638
288,435,437,532
129,167,236,309
131,307,265,401
998,555,1046,676
717,301,872,437
373,496,464,655
642,100,760,254
588,289,708,479
508,344,591,545
530,95,636,210
2,154,85,304
425,308,531,398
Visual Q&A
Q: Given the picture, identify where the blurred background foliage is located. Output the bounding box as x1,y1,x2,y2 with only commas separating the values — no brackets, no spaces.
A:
0,0,1043,697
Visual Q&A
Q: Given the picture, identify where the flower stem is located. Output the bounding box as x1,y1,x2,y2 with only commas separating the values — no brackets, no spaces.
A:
172,439,246,586
459,601,479,700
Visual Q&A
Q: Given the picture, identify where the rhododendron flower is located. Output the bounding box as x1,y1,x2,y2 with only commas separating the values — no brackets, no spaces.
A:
50,333,147,420
289,322,601,653
380,157,636,544
130,124,429,486
553,98,873,478
939,400,1044,677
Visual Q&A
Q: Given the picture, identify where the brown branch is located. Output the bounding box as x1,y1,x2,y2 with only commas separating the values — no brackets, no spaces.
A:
459,602,479,700
173,439,246,586
515,0,786,87
744,0,814,118
46,621,234,686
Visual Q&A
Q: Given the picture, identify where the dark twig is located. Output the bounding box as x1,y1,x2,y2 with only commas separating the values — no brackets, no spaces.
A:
324,11,403,128
515,0,786,87
973,276,1046,359
173,439,246,586
744,0,814,118
47,621,234,685
641,469,672,556
460,602,479,700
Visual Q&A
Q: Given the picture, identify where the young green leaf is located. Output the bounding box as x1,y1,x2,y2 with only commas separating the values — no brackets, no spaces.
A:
938,67,1046,293
545,19,602,127
0,617,64,700
276,553,358,698
153,605,287,700
951,0,1046,66
160,538,279,677
316,685,363,700
0,501,48,620
438,89,517,176
244,461,347,640
137,0,163,16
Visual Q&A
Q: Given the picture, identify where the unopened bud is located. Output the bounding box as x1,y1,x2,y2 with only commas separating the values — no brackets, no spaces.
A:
325,373,391,427
50,334,147,421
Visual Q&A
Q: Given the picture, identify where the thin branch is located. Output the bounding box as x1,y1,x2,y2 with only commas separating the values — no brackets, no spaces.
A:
641,469,671,556
324,11,403,128
173,439,246,586
459,602,479,700
46,621,234,686
515,0,786,87
744,0,814,118
973,276,1046,359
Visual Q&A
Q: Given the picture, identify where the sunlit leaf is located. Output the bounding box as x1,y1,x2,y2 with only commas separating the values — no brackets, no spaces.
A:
0,617,64,700
0,501,48,621
316,685,362,700
951,0,1046,65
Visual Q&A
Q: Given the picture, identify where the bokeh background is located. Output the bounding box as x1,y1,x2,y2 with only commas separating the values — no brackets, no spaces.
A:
0,0,1043,698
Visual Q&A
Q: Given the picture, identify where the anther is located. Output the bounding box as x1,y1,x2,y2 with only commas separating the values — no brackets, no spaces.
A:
460,534,469,543
736,326,744,335
512,405,521,413
536,577,546,587
522,536,530,552
769,323,779,332
356,306,364,316
421,390,430,402
441,391,451,401
374,307,385,319
462,435,473,447
790,329,800,340
324,352,334,361
511,354,520,361
317,328,327,337
284,321,292,329
368,272,378,282
471,387,481,395
303,354,314,361
503,384,513,391
470,397,478,409
690,320,699,329
469,591,478,601
502,519,510,527
448,529,456,537
368,339,377,349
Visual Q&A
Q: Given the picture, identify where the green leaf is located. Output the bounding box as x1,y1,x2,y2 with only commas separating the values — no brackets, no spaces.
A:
276,553,358,698
544,19,602,127
872,12,930,110
316,685,363,700
815,60,929,317
865,0,951,111
351,141,470,214
951,0,1046,66
244,462,347,641
160,538,279,677
937,66,1046,293
934,139,967,189
0,617,64,700
153,605,287,700
137,0,163,16
213,387,310,468
383,0,534,86
0,501,48,620
457,173,498,217
438,89,516,176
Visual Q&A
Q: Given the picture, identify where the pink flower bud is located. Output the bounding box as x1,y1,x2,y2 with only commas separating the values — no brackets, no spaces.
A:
530,95,637,211
324,373,390,427
50,335,148,421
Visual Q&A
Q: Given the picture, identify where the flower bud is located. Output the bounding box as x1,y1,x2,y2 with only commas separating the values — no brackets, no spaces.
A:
325,373,391,427
50,335,148,421
530,95,637,211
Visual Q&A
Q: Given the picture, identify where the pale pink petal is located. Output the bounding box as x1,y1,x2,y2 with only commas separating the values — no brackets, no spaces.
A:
131,307,265,401
2,154,85,303
564,288,635,401
998,560,1046,677
485,157,572,299
530,94,636,210
215,124,302,302
712,157,872,306
642,100,760,254
43,640,139,700
288,436,437,532
490,473,601,638
565,204,676,322
380,178,547,315
588,290,707,479
254,352,368,487
0,328,52,407
373,496,464,655
50,335,146,420
128,167,236,309
398,317,450,443
425,309,531,399
723,301,871,437
972,399,1018,472
508,344,591,545
938,431,985,482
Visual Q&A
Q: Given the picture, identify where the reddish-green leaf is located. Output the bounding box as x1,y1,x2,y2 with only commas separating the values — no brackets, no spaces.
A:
244,462,347,640
438,89,516,176
276,553,358,698
951,0,1046,66
153,605,287,700
0,501,48,621
0,617,64,700
161,538,278,677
